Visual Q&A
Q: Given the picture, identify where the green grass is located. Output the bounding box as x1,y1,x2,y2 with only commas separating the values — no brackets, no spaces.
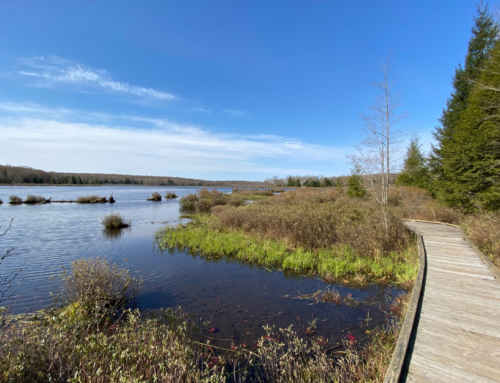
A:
156,216,418,287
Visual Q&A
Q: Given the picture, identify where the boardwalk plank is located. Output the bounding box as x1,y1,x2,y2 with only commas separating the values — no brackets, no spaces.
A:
403,222,500,383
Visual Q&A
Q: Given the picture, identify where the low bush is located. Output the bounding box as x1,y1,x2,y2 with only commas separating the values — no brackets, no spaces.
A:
23,195,46,204
8,195,22,204
147,192,162,201
101,213,131,229
76,195,107,203
60,257,140,316
165,192,178,199
180,189,246,213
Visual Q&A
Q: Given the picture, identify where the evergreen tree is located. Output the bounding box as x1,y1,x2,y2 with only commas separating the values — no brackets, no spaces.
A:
336,178,345,194
347,166,367,198
431,2,499,189
440,40,500,211
396,137,430,189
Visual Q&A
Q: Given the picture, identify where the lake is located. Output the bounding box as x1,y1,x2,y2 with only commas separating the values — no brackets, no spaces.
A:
0,185,402,350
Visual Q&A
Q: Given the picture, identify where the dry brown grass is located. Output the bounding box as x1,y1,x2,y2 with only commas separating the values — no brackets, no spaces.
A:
210,189,412,258
147,192,162,201
462,213,500,268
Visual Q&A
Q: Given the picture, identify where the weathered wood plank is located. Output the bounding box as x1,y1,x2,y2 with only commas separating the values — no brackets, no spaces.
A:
400,221,500,383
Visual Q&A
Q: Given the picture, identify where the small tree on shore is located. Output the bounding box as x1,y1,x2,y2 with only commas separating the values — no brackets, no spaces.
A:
396,136,430,189
347,166,367,198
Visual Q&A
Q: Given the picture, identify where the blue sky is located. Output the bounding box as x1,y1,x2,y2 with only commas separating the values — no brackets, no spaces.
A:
0,0,481,180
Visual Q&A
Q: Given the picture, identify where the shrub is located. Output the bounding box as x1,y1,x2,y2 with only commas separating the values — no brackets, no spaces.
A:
23,195,46,204
101,213,131,228
165,192,178,199
232,188,274,197
179,193,198,209
8,195,22,204
60,257,140,315
147,192,162,201
76,195,107,203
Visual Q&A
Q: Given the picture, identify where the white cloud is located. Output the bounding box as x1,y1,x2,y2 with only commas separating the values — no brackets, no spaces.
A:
18,56,178,104
0,104,351,178
222,109,248,116
186,107,212,113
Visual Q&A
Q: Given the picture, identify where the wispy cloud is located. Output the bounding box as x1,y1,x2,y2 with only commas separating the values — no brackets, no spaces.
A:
222,109,248,117
185,107,212,113
17,56,178,104
0,102,351,178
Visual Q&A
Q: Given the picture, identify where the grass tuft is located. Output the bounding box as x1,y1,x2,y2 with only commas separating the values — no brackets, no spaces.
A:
8,195,22,204
76,195,107,203
101,213,131,228
23,195,47,204
147,192,162,201
165,192,178,199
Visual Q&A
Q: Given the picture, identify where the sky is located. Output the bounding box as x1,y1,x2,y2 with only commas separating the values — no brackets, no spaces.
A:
0,0,484,181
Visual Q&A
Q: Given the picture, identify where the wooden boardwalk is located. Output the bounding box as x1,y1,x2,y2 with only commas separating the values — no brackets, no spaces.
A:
402,221,500,382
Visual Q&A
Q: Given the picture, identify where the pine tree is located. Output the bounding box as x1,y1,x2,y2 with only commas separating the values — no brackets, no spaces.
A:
431,2,499,191
347,167,367,198
440,40,500,211
396,137,430,189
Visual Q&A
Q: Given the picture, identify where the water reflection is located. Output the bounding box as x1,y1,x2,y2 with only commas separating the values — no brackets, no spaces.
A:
102,227,132,240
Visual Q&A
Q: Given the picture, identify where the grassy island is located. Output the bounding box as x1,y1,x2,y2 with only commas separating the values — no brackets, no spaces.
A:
147,192,162,201
159,187,429,286
101,213,131,228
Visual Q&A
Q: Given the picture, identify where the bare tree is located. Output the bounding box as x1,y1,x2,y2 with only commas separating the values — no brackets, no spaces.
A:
349,57,409,206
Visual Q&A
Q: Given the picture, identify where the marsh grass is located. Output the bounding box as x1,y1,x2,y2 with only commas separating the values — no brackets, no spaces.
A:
165,192,178,199
76,195,107,203
101,213,131,228
23,195,47,204
463,213,500,268
147,192,162,201
8,195,22,204
156,220,418,286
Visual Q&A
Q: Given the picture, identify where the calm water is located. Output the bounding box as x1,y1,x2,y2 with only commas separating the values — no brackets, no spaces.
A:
0,185,402,349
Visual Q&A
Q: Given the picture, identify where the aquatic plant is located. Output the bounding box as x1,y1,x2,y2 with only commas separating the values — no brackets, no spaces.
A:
23,195,47,204
147,192,162,201
76,195,107,203
101,213,131,229
8,195,22,204
165,192,178,199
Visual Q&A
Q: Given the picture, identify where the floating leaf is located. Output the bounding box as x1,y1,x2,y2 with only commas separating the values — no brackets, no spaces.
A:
346,334,356,342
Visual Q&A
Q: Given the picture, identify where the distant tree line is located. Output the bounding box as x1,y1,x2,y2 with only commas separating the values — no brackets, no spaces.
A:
0,165,270,188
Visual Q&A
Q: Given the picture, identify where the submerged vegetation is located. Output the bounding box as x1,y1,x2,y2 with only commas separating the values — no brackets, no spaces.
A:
147,192,162,201
76,195,108,203
101,213,131,229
